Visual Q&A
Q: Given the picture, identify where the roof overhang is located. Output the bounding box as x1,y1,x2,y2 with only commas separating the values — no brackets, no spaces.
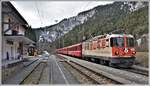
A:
5,36,35,44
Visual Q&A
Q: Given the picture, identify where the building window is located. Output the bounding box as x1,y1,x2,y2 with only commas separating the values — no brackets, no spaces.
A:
12,25,19,35
6,40,13,45
8,18,11,29
17,25,19,31
12,30,18,35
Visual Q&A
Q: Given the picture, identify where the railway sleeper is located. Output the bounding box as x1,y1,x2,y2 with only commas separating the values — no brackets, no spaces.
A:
67,61,124,84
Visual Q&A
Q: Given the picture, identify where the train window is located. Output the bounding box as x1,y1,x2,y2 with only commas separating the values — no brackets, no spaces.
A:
89,42,92,50
73,47,75,51
88,43,90,50
97,39,101,49
85,43,88,50
86,43,89,50
79,45,81,50
106,39,109,41
79,45,82,50
127,38,134,47
102,39,106,47
84,43,86,50
70,47,72,51
106,39,109,47
77,46,79,50
90,43,92,50
106,42,109,47
110,37,124,47
110,38,114,47
94,41,97,49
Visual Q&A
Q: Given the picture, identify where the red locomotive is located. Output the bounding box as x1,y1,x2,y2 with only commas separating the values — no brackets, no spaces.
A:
56,34,136,68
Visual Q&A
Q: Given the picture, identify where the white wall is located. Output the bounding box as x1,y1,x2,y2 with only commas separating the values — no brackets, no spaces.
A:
2,38,20,60
18,25,25,35
3,40,13,60
14,41,19,59
2,38,6,60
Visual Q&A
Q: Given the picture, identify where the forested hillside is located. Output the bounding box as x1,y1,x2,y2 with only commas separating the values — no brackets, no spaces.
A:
55,2,148,49
25,26,37,42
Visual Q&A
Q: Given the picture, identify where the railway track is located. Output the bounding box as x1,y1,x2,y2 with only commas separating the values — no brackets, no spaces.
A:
57,55,128,84
57,54,148,77
123,66,148,76
58,54,148,84
2,58,46,84
65,61,118,84
130,65,148,76
23,59,39,67
20,62,47,84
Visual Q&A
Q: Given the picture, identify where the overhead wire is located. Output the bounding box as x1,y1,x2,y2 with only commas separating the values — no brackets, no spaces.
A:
35,1,44,27
79,1,94,39
35,1,48,47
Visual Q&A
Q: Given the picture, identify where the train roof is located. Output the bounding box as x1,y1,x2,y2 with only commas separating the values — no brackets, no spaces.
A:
107,34,134,38
57,43,82,50
85,34,134,42
66,43,82,48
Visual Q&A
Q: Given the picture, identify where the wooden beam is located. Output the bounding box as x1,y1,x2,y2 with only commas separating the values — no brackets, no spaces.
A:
2,22,15,24
3,22,19,33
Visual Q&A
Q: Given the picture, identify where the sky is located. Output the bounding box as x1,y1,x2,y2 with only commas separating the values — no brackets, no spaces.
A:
11,1,114,28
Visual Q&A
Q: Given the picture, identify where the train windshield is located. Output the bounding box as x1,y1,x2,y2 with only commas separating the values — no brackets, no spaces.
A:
127,38,134,47
110,37,134,47
111,37,124,47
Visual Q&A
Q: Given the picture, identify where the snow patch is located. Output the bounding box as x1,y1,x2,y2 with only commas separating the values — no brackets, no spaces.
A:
38,9,96,42
121,1,145,12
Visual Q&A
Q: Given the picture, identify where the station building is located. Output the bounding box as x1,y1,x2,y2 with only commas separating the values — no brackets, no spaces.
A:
2,1,35,61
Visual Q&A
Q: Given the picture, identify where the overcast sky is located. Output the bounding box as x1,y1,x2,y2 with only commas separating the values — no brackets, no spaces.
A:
11,1,114,28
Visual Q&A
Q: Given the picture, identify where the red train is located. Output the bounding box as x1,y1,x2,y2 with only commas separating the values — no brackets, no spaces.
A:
56,34,136,68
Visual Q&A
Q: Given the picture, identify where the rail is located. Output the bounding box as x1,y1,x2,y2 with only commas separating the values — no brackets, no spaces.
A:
58,54,148,84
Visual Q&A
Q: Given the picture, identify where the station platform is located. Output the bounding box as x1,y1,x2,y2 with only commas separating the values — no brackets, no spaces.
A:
2,59,24,68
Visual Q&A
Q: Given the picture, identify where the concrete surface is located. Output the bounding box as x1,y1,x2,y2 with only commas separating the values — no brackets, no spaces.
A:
49,55,79,84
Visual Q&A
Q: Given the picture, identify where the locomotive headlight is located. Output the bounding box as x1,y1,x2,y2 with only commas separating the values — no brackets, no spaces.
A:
115,51,119,55
131,48,136,55
132,51,136,55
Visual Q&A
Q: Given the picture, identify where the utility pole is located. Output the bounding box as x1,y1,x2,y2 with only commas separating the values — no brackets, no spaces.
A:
62,24,65,48
59,29,61,48
1,2,2,59
55,20,60,48
82,26,86,42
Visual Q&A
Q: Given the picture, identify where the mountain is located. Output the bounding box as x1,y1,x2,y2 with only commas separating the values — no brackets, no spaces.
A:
32,1,148,51
33,8,95,42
